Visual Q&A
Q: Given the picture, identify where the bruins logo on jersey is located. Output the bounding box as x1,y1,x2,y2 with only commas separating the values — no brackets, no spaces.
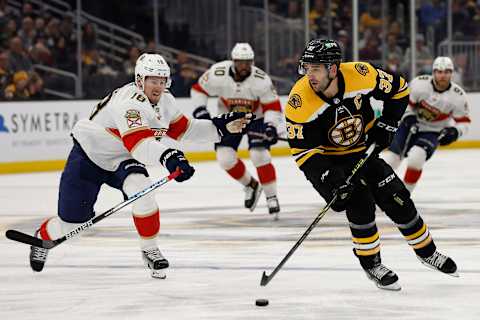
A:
354,63,369,76
328,116,364,147
288,94,302,109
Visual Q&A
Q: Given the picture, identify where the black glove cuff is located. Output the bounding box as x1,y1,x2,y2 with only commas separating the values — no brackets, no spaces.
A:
160,148,183,167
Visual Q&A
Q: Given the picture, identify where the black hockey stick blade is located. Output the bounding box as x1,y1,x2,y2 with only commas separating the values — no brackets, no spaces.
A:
6,230,56,249
260,271,270,286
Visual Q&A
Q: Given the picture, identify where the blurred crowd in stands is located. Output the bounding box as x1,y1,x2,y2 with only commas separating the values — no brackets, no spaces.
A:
1,0,480,101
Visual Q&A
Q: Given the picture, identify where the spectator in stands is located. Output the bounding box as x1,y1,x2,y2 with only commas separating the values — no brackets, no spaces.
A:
82,48,117,76
401,34,433,77
59,14,76,48
34,17,46,41
18,16,36,50
385,52,401,74
309,0,328,37
30,40,53,66
0,18,17,49
170,63,197,97
285,0,302,27
4,70,30,100
52,36,75,71
0,51,11,92
359,3,383,33
337,29,352,61
383,33,404,59
418,0,446,33
8,37,32,72
45,18,61,50
21,2,36,20
28,71,45,99
388,21,409,49
359,32,381,61
123,46,141,76
82,23,97,51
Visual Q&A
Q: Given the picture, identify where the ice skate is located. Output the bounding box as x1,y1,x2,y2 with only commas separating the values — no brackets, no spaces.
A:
417,251,458,277
363,263,401,291
142,247,169,279
266,195,280,220
29,229,49,272
244,178,263,212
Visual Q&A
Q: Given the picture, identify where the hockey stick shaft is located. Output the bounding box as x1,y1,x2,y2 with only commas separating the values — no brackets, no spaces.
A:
260,143,377,286
6,169,181,249
401,125,417,159
247,131,288,142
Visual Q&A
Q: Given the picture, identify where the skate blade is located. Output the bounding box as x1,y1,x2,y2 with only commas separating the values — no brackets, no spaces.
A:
376,282,401,291
150,269,167,279
272,212,279,221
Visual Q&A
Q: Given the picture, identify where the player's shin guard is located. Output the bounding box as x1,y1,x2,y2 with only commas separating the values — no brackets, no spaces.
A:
133,210,168,278
351,223,400,291
256,163,279,214
403,146,427,192
404,168,422,192
397,214,458,276
224,159,252,186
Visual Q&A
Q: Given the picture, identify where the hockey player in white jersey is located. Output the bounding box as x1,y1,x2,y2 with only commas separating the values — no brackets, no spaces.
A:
29,53,252,278
382,56,471,192
190,43,282,216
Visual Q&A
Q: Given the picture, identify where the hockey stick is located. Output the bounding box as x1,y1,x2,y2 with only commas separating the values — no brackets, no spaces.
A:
400,124,418,159
260,143,377,286
5,169,181,249
247,131,288,142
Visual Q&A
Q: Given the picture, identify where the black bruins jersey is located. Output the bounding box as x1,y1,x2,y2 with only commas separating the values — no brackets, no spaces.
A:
285,62,409,169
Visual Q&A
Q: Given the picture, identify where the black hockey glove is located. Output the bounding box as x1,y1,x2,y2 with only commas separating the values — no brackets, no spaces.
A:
160,149,195,182
366,116,398,152
401,114,418,128
320,167,354,212
192,105,211,120
212,112,254,136
263,123,278,145
438,127,459,146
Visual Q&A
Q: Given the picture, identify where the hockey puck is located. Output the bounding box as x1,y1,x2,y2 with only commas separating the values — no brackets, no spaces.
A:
255,298,269,307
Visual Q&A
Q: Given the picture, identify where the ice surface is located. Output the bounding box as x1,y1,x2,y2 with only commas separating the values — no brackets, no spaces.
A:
1,150,479,320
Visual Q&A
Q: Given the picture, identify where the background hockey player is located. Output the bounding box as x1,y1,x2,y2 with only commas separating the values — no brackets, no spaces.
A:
382,56,471,192
285,39,458,291
29,53,252,279
190,43,283,216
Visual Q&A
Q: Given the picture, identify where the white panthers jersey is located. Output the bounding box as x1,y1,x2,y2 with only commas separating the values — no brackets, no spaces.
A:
191,60,282,125
72,83,219,171
407,75,471,135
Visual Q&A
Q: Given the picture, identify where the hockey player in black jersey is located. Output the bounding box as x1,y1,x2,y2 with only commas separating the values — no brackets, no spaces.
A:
285,39,458,291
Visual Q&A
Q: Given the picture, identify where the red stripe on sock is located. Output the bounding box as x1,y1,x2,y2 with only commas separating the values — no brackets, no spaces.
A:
404,168,422,184
133,210,160,238
256,163,276,184
226,160,246,180
39,218,52,240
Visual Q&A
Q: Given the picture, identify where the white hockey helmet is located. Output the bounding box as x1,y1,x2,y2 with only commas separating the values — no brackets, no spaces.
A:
231,43,255,60
432,56,454,71
135,53,171,90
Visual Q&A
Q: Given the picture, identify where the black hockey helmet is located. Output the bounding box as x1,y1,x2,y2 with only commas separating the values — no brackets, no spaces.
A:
298,39,342,75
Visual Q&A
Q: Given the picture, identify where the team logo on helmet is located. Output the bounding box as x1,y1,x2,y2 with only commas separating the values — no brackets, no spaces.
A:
125,109,142,128
328,116,363,147
355,63,369,76
288,94,302,109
